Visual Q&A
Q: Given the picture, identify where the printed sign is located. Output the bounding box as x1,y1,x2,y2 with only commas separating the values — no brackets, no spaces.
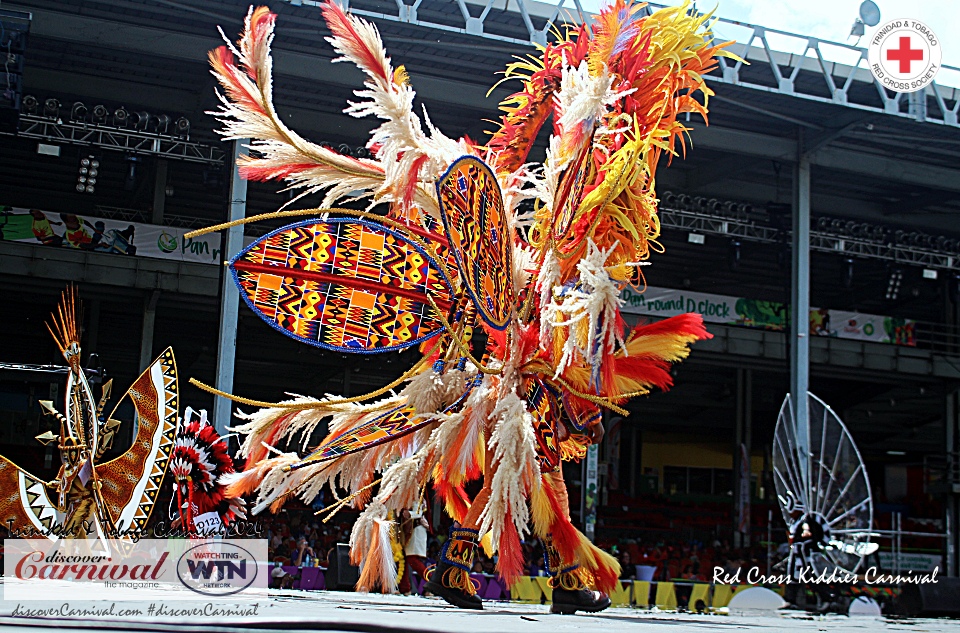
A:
0,207,221,265
868,19,941,93
3,538,268,601
621,286,916,346
878,552,942,573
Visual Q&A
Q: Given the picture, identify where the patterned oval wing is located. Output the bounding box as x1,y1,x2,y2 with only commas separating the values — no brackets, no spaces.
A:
527,377,561,471
230,218,455,353
436,156,513,331
295,372,482,466
552,137,594,243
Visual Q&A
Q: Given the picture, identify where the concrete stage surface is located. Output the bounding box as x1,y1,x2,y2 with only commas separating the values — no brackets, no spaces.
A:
1,590,959,633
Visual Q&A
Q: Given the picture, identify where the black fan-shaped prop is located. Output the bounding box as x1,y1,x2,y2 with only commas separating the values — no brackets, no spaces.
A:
773,392,877,577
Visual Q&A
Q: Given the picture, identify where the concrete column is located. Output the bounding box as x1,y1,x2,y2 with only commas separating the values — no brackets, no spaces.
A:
152,159,168,225
139,290,161,371
212,140,248,437
791,128,811,498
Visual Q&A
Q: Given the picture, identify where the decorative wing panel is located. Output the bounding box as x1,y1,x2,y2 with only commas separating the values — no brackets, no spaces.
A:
230,218,456,353
436,156,514,331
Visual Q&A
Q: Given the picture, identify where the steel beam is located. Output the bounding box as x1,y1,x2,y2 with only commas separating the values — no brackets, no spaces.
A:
688,124,960,193
791,130,811,499
212,140,247,437
947,389,958,576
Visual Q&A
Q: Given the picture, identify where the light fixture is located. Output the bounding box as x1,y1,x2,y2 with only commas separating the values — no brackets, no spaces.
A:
70,102,87,122
922,269,938,280
886,450,906,456
113,107,129,127
125,154,141,191
687,233,705,245
842,258,854,288
174,116,190,139
154,114,170,134
885,268,903,300
77,154,97,194
133,111,150,130
728,239,741,271
22,94,37,114
43,98,60,118
92,104,108,123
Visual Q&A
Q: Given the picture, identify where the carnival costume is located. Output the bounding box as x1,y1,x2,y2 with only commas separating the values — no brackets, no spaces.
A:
0,287,180,542
170,409,246,534
194,0,730,612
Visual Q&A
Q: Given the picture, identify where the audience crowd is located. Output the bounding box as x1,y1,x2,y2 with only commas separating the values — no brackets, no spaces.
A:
262,505,771,591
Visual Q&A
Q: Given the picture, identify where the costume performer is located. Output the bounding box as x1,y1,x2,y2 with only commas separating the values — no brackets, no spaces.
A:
195,0,730,613
169,408,246,535
0,286,180,543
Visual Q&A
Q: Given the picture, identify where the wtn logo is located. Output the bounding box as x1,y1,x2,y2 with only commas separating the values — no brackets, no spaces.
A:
176,543,260,596
185,559,248,580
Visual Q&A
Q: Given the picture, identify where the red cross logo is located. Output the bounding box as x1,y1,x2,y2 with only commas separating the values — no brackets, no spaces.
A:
886,36,924,74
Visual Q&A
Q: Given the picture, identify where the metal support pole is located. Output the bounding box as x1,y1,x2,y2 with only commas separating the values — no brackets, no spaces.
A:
948,389,959,577
734,368,744,548
139,290,161,371
152,159,168,225
212,140,248,437
744,369,753,546
791,128,811,500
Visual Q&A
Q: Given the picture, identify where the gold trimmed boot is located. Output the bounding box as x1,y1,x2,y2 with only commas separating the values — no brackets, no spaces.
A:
544,535,611,615
424,526,483,610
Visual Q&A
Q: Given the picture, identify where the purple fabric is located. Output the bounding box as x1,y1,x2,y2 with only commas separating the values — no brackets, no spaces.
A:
299,566,322,590
483,576,505,600
469,573,488,596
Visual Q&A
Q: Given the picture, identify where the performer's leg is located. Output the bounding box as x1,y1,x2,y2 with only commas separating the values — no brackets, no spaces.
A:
543,471,612,615
406,555,427,594
399,556,412,594
424,445,493,610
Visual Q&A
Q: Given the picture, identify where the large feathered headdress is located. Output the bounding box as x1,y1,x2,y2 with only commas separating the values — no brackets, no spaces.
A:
170,409,246,532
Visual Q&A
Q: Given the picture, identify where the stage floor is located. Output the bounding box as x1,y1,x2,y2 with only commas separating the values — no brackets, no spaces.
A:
1,589,959,632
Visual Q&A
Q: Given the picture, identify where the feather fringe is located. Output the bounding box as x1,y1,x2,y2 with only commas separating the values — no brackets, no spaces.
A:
478,391,539,548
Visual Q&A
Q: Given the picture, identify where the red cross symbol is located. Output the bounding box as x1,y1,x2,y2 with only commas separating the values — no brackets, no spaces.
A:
886,36,924,73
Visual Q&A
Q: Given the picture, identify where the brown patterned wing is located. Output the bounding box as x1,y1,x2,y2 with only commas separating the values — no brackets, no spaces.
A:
0,455,62,537
94,347,179,534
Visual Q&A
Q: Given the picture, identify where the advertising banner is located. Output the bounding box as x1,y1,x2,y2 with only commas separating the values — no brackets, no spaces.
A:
877,552,942,573
0,207,222,265
622,286,915,346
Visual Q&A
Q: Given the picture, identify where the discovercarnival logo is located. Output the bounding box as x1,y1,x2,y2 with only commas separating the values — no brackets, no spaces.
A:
4,538,268,601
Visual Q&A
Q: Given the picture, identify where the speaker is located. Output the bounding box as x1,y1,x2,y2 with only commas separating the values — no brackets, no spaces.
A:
324,543,359,591
894,578,960,617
